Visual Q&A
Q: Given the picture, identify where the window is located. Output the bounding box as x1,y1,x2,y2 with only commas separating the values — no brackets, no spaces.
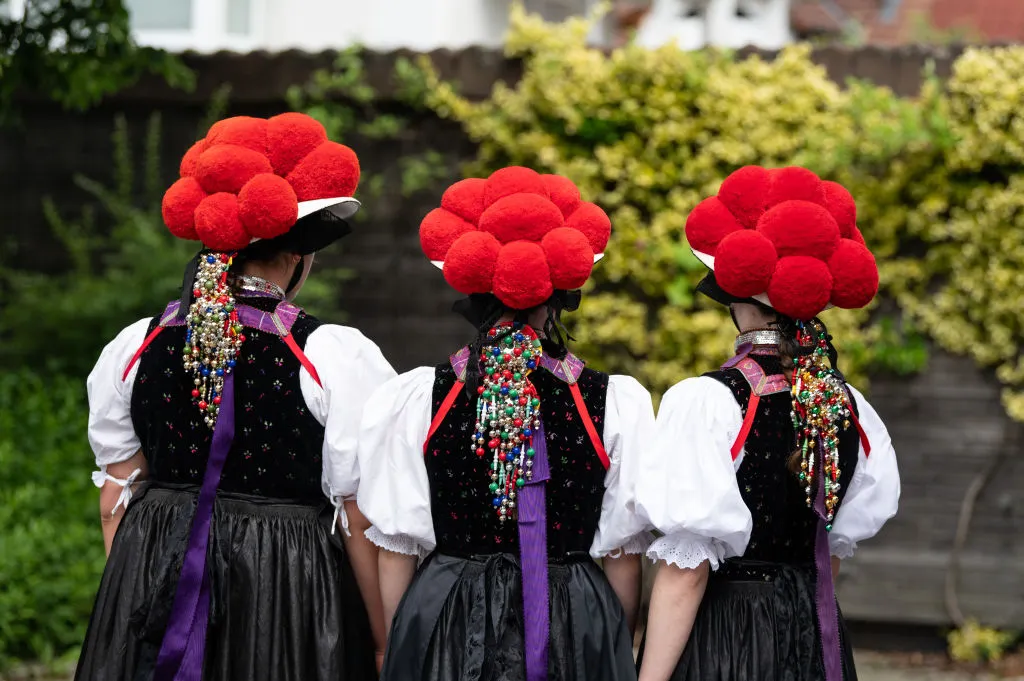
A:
128,0,259,52
125,0,192,30
226,0,251,36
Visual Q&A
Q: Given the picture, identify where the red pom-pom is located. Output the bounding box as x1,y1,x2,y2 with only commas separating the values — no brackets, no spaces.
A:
238,174,298,239
286,141,360,202
565,202,612,254
718,166,770,229
267,113,328,176
205,116,268,153
440,178,487,225
767,256,833,320
714,230,778,298
767,166,826,208
822,181,857,238
479,194,564,244
542,227,595,290
180,140,207,178
443,231,502,294
849,226,866,246
685,196,743,256
420,208,474,261
828,239,878,309
541,174,582,218
757,200,840,261
483,167,547,207
195,144,273,194
162,177,207,240
492,241,554,309
194,193,251,251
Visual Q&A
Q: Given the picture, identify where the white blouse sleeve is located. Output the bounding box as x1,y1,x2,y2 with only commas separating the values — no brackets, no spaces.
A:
829,385,900,559
636,376,753,570
88,318,151,465
590,375,656,558
300,324,397,533
87,318,152,514
356,367,436,557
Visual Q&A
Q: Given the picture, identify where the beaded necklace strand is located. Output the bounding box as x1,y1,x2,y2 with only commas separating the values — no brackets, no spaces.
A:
789,320,852,530
472,321,544,523
183,253,244,428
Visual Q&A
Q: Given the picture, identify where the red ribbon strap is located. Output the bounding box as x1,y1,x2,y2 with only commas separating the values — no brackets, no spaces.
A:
569,382,610,471
424,380,465,455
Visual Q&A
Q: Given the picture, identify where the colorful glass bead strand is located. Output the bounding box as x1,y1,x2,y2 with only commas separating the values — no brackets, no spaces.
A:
183,252,245,428
789,320,851,530
472,321,543,523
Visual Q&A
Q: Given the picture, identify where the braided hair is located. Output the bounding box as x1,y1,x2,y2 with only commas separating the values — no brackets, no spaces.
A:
453,290,581,400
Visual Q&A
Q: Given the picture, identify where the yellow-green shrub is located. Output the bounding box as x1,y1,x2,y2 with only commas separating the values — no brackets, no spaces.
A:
948,619,1018,664
420,6,944,398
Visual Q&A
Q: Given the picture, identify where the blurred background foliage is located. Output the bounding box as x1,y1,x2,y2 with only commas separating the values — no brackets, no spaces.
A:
419,6,1023,418
3,2,1024,672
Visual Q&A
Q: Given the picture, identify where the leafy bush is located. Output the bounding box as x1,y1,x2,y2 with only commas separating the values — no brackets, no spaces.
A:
948,619,1019,664
0,0,194,126
417,7,1024,422
287,46,450,200
0,112,196,378
0,371,101,671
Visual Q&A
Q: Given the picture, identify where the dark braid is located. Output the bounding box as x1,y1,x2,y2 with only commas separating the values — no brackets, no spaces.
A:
453,291,581,399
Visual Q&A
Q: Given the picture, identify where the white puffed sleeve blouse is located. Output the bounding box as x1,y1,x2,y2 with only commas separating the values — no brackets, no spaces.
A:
635,376,900,570
356,369,656,559
86,318,396,521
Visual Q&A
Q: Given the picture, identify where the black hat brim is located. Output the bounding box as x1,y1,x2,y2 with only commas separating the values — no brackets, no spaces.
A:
695,270,757,307
240,207,352,258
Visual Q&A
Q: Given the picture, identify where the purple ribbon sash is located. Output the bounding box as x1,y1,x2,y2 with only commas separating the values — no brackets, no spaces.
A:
813,438,843,681
153,373,236,681
517,420,551,681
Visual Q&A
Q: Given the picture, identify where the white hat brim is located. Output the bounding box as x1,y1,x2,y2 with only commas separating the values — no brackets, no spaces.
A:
297,196,360,221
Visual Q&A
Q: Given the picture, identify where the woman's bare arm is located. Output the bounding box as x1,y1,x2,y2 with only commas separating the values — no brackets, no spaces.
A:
603,553,643,635
340,501,387,669
99,451,148,556
637,561,709,681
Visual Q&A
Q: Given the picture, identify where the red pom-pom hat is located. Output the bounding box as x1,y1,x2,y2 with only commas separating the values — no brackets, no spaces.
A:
685,166,878,320
161,113,361,253
420,167,610,310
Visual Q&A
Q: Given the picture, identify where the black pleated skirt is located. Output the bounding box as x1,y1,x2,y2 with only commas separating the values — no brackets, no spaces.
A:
74,485,377,681
637,560,857,681
381,551,637,681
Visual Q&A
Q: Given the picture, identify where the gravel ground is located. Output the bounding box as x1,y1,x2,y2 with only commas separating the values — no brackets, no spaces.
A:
856,650,1024,681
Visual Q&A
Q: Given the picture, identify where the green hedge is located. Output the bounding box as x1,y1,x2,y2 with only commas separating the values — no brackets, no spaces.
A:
420,7,1024,419
0,371,102,670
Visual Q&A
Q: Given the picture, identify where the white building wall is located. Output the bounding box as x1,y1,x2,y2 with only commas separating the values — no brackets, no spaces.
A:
124,0,793,54
259,0,513,52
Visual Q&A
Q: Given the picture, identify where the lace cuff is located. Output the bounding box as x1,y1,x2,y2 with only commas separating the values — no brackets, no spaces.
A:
646,535,722,570
601,531,655,559
91,466,142,516
829,535,857,560
364,525,426,557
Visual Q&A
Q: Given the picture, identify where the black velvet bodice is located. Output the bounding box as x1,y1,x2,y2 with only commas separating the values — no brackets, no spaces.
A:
130,296,327,501
706,355,860,563
424,361,609,557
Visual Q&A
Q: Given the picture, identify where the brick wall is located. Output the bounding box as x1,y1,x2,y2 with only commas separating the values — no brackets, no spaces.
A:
2,46,1021,628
